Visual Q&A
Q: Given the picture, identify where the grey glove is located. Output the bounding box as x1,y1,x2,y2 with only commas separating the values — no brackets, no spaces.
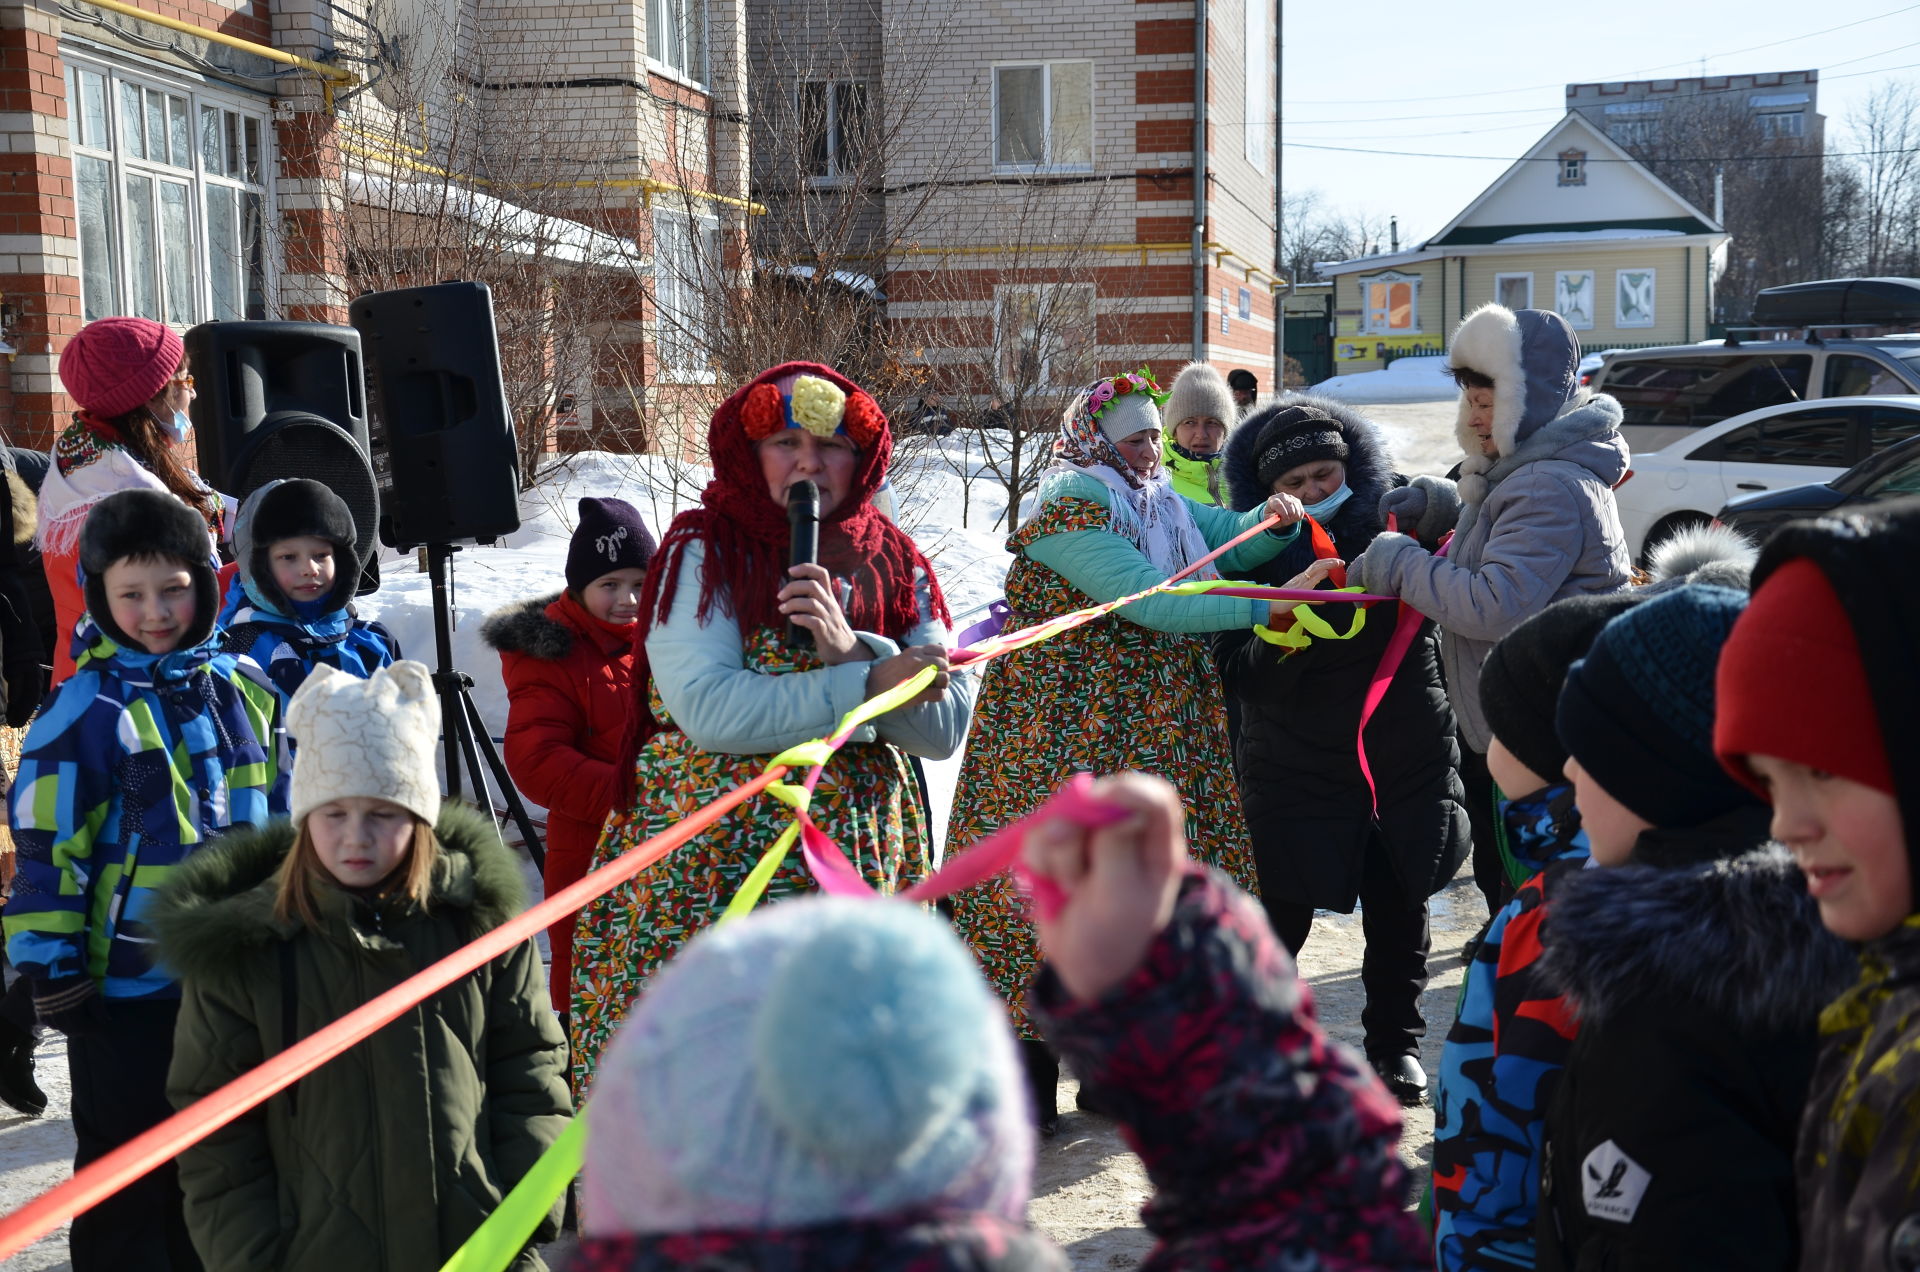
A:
1380,475,1460,546
1353,530,1420,597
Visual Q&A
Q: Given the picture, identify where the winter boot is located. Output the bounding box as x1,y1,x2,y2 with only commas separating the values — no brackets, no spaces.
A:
1020,1039,1059,1137
0,1016,46,1117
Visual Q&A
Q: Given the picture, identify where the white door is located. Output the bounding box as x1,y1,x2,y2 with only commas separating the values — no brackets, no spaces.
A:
1689,404,1858,507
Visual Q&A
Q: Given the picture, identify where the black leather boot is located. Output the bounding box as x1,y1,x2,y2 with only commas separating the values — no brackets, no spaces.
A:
1020,1039,1059,1137
0,1016,46,1117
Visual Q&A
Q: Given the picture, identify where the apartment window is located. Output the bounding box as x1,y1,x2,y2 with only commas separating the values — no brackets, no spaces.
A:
1361,270,1419,335
1555,270,1596,330
1238,287,1252,321
1558,149,1587,186
647,0,707,85
798,82,867,182
652,209,719,383
1759,112,1805,140
66,59,270,326
993,62,1092,171
995,283,1094,388
1609,119,1659,147
1495,272,1532,311
1242,0,1268,170
1616,267,1656,328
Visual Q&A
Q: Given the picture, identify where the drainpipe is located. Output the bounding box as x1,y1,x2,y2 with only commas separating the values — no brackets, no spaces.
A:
1192,0,1209,362
1271,0,1283,383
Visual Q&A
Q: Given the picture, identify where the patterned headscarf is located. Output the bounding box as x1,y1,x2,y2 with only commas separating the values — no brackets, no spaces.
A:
1040,371,1217,580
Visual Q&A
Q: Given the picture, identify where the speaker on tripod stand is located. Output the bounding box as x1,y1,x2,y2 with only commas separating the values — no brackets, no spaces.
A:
352,280,544,869
184,321,382,593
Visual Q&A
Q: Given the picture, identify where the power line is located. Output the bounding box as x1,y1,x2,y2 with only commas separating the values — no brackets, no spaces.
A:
1279,3,1919,106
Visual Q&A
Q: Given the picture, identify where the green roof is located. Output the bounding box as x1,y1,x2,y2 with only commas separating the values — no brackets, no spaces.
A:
1429,216,1715,246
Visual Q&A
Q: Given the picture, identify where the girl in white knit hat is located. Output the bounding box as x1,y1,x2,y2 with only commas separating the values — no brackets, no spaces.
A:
152,661,572,1271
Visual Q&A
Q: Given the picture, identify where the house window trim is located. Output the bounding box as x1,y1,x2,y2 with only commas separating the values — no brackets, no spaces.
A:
1359,269,1422,336
652,207,720,386
991,60,1095,175
645,0,710,90
796,80,866,188
1494,272,1533,311
993,281,1096,390
1555,269,1598,331
65,52,277,328
1558,148,1587,186
1615,266,1657,329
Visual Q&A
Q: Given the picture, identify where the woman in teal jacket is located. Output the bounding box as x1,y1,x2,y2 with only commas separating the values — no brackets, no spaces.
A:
947,368,1333,1130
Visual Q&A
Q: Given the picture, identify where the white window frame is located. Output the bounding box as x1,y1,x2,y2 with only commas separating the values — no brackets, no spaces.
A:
796,80,866,186
1360,270,1421,335
646,0,709,89
1616,267,1657,328
1758,112,1805,140
991,61,1094,174
652,208,720,385
1556,269,1597,330
65,54,275,328
1494,272,1533,311
994,282,1096,389
1609,119,1659,147
1243,0,1268,170
1558,150,1587,186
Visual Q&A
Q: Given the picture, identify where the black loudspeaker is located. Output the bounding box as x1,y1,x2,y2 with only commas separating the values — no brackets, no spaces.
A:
350,281,521,550
184,321,381,594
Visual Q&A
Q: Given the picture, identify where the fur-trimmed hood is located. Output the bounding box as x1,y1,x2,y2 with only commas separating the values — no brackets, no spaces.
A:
482,592,574,661
1448,303,1582,459
1537,843,1857,1032
151,801,527,982
1221,392,1398,517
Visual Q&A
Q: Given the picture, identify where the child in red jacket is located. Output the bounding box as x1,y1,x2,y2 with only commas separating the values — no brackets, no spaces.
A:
483,497,656,1013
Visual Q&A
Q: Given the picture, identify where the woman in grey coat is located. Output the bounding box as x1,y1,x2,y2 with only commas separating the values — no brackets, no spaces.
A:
1353,303,1632,911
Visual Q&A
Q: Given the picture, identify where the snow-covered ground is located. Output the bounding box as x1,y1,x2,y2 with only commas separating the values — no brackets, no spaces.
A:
0,405,1467,1268
1309,355,1458,405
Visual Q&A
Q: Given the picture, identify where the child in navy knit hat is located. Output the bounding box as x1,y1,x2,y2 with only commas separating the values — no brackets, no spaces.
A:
1531,584,1855,1271
484,496,656,1015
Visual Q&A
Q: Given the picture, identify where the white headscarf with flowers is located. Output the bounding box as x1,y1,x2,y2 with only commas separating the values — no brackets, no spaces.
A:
1038,371,1218,581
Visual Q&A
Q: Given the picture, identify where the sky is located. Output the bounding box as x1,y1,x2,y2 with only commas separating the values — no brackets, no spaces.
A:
1276,1,1920,244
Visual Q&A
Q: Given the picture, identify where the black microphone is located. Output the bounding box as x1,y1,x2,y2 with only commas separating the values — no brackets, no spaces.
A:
786,480,820,650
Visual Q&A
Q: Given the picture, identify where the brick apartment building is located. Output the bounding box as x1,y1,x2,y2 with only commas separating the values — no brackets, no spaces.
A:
747,0,1282,417
1567,69,1823,152
0,0,748,452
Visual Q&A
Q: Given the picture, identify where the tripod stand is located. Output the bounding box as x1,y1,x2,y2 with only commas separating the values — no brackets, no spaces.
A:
425,542,546,870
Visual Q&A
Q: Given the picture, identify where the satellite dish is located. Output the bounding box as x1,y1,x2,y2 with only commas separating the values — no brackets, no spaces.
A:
366,0,465,112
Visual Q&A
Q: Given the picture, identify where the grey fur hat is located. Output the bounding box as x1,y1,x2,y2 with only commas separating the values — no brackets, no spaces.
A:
1163,363,1236,442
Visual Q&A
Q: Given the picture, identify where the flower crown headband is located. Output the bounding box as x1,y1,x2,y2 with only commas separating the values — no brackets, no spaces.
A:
741,372,887,448
1084,367,1170,423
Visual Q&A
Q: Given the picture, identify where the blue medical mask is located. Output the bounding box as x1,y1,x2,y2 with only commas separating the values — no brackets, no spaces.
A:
1302,482,1353,520
164,410,192,443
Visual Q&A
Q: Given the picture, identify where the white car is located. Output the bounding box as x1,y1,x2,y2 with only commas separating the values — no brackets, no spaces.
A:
1612,395,1920,561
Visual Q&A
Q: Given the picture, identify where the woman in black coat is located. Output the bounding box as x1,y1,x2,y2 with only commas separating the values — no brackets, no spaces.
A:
1212,397,1470,1104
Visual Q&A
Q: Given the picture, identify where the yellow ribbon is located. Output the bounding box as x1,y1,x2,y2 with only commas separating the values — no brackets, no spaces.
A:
1251,587,1371,649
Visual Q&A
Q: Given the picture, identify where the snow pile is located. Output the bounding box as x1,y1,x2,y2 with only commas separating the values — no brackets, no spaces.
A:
1309,355,1458,404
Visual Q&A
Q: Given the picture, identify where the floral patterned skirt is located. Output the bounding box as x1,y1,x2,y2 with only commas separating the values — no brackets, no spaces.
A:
945,615,1256,1037
567,728,931,1093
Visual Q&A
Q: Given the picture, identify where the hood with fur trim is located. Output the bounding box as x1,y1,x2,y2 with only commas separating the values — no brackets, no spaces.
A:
151,802,526,981
481,593,575,662
1222,392,1397,517
1448,304,1583,462
1537,843,1856,1032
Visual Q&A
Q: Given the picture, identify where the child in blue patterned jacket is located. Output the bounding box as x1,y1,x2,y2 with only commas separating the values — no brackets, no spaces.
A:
217,478,397,727
0,488,286,1272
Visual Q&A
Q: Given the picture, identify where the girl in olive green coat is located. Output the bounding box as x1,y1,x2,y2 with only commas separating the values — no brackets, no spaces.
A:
153,662,571,1271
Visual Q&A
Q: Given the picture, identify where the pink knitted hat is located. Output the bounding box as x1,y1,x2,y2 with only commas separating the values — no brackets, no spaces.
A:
59,317,183,418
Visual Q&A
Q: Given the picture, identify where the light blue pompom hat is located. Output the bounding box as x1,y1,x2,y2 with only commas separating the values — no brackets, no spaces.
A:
580,896,1035,1236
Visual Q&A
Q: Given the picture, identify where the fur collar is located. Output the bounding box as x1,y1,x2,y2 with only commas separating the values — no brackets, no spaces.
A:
1537,844,1857,1032
481,593,572,661
151,802,527,981
1221,392,1397,516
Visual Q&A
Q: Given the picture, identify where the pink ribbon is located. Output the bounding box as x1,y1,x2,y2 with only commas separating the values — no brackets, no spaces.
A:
1355,519,1451,813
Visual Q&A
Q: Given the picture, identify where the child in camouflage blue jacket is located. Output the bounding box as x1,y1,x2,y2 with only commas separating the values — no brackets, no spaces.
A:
217,478,397,727
0,488,286,1270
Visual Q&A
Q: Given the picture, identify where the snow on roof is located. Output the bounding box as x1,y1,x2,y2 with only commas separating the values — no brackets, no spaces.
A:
346,172,641,266
1495,228,1688,245
766,263,886,299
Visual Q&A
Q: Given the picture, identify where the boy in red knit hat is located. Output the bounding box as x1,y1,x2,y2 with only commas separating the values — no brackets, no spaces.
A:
1715,498,1919,1272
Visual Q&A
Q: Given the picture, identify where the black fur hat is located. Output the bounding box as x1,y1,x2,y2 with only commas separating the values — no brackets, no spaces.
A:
79,488,217,654
235,478,359,614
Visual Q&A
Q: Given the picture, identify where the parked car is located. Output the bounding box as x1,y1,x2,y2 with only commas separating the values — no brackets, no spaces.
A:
1592,337,1920,454
1577,349,1622,387
1611,395,1920,561
1715,432,1920,546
